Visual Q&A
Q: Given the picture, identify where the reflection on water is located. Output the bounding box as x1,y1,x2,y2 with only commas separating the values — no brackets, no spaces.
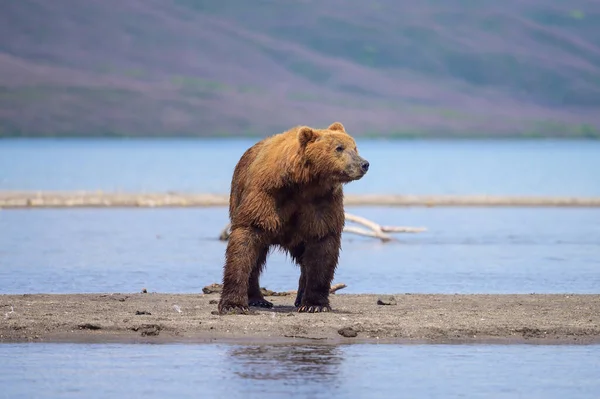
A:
228,345,343,382
1,343,599,399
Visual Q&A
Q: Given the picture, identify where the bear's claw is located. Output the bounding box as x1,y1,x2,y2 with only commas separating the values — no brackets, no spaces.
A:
218,304,251,315
297,305,331,313
248,299,273,308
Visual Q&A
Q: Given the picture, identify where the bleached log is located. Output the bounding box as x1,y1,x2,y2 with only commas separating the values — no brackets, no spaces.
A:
343,226,393,242
218,212,426,242
329,283,347,293
219,225,231,241
381,226,427,233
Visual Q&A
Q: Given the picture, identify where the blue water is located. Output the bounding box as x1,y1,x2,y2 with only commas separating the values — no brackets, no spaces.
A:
1,207,599,295
1,343,599,398
1,138,599,195
2,138,599,398
1,139,599,295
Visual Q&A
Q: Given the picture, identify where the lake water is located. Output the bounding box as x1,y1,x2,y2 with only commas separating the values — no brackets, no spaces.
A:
1,138,599,398
1,343,599,399
1,139,598,295
1,207,599,295
1,138,599,195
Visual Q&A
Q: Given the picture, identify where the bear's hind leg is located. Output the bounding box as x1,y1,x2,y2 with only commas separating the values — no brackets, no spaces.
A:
247,247,273,308
294,269,306,308
289,243,307,307
297,234,340,313
218,227,264,314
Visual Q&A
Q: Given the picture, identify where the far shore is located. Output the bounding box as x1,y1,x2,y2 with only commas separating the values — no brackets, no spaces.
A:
1,293,599,345
2,191,600,208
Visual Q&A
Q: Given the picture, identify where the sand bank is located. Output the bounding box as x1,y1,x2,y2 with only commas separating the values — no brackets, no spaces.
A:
1,293,599,345
2,191,600,208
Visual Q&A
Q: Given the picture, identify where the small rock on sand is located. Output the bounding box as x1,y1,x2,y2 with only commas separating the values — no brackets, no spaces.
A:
202,284,223,294
338,327,358,337
132,324,161,337
377,296,397,306
135,310,151,315
78,323,101,330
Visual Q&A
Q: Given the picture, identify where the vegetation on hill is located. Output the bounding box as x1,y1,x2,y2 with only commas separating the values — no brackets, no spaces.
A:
1,0,599,137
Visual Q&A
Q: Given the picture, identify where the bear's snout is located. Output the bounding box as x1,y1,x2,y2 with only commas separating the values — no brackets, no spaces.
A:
344,154,369,181
361,160,370,173
354,154,369,175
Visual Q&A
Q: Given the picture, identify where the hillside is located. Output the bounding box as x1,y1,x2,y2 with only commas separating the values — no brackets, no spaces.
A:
1,0,600,137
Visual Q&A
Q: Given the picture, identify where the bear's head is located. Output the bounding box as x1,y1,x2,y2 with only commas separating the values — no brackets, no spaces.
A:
298,122,369,183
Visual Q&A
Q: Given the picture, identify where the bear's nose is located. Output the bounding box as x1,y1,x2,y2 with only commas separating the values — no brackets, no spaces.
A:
361,161,370,173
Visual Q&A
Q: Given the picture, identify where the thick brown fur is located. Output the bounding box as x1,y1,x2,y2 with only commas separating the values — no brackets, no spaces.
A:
218,122,369,314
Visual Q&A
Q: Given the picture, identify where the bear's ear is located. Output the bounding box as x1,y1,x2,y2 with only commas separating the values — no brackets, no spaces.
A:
328,122,346,133
298,126,317,147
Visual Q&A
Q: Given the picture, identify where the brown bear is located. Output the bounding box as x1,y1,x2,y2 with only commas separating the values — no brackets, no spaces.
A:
218,122,369,314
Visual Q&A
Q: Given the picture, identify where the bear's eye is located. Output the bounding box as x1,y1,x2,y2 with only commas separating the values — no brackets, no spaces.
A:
335,145,344,153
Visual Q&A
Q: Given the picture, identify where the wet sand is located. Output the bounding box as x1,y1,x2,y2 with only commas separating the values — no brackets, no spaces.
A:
2,191,600,208
1,293,599,345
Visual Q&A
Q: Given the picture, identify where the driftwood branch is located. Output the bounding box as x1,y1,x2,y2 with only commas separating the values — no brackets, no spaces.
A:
343,226,392,242
202,282,347,296
329,283,347,293
218,212,426,243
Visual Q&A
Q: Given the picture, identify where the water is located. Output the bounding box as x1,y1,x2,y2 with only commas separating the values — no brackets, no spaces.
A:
2,138,600,398
1,139,600,295
1,343,599,398
1,138,600,195
1,139,599,294
1,207,599,295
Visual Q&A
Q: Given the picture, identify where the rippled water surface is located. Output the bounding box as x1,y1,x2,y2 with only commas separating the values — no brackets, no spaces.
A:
1,343,599,399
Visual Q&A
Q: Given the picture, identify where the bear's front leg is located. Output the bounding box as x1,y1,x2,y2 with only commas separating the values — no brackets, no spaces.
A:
297,234,341,313
218,227,265,315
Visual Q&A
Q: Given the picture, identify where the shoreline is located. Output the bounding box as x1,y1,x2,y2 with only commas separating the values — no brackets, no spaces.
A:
2,293,599,345
2,191,600,208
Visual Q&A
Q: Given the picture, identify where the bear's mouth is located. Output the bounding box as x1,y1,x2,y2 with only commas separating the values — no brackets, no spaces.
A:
340,169,366,182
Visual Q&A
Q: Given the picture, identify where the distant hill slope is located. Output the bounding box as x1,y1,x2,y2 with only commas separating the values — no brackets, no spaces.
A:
1,0,599,137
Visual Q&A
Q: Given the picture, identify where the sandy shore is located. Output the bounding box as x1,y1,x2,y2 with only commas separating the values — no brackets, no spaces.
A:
2,191,600,208
1,293,599,345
